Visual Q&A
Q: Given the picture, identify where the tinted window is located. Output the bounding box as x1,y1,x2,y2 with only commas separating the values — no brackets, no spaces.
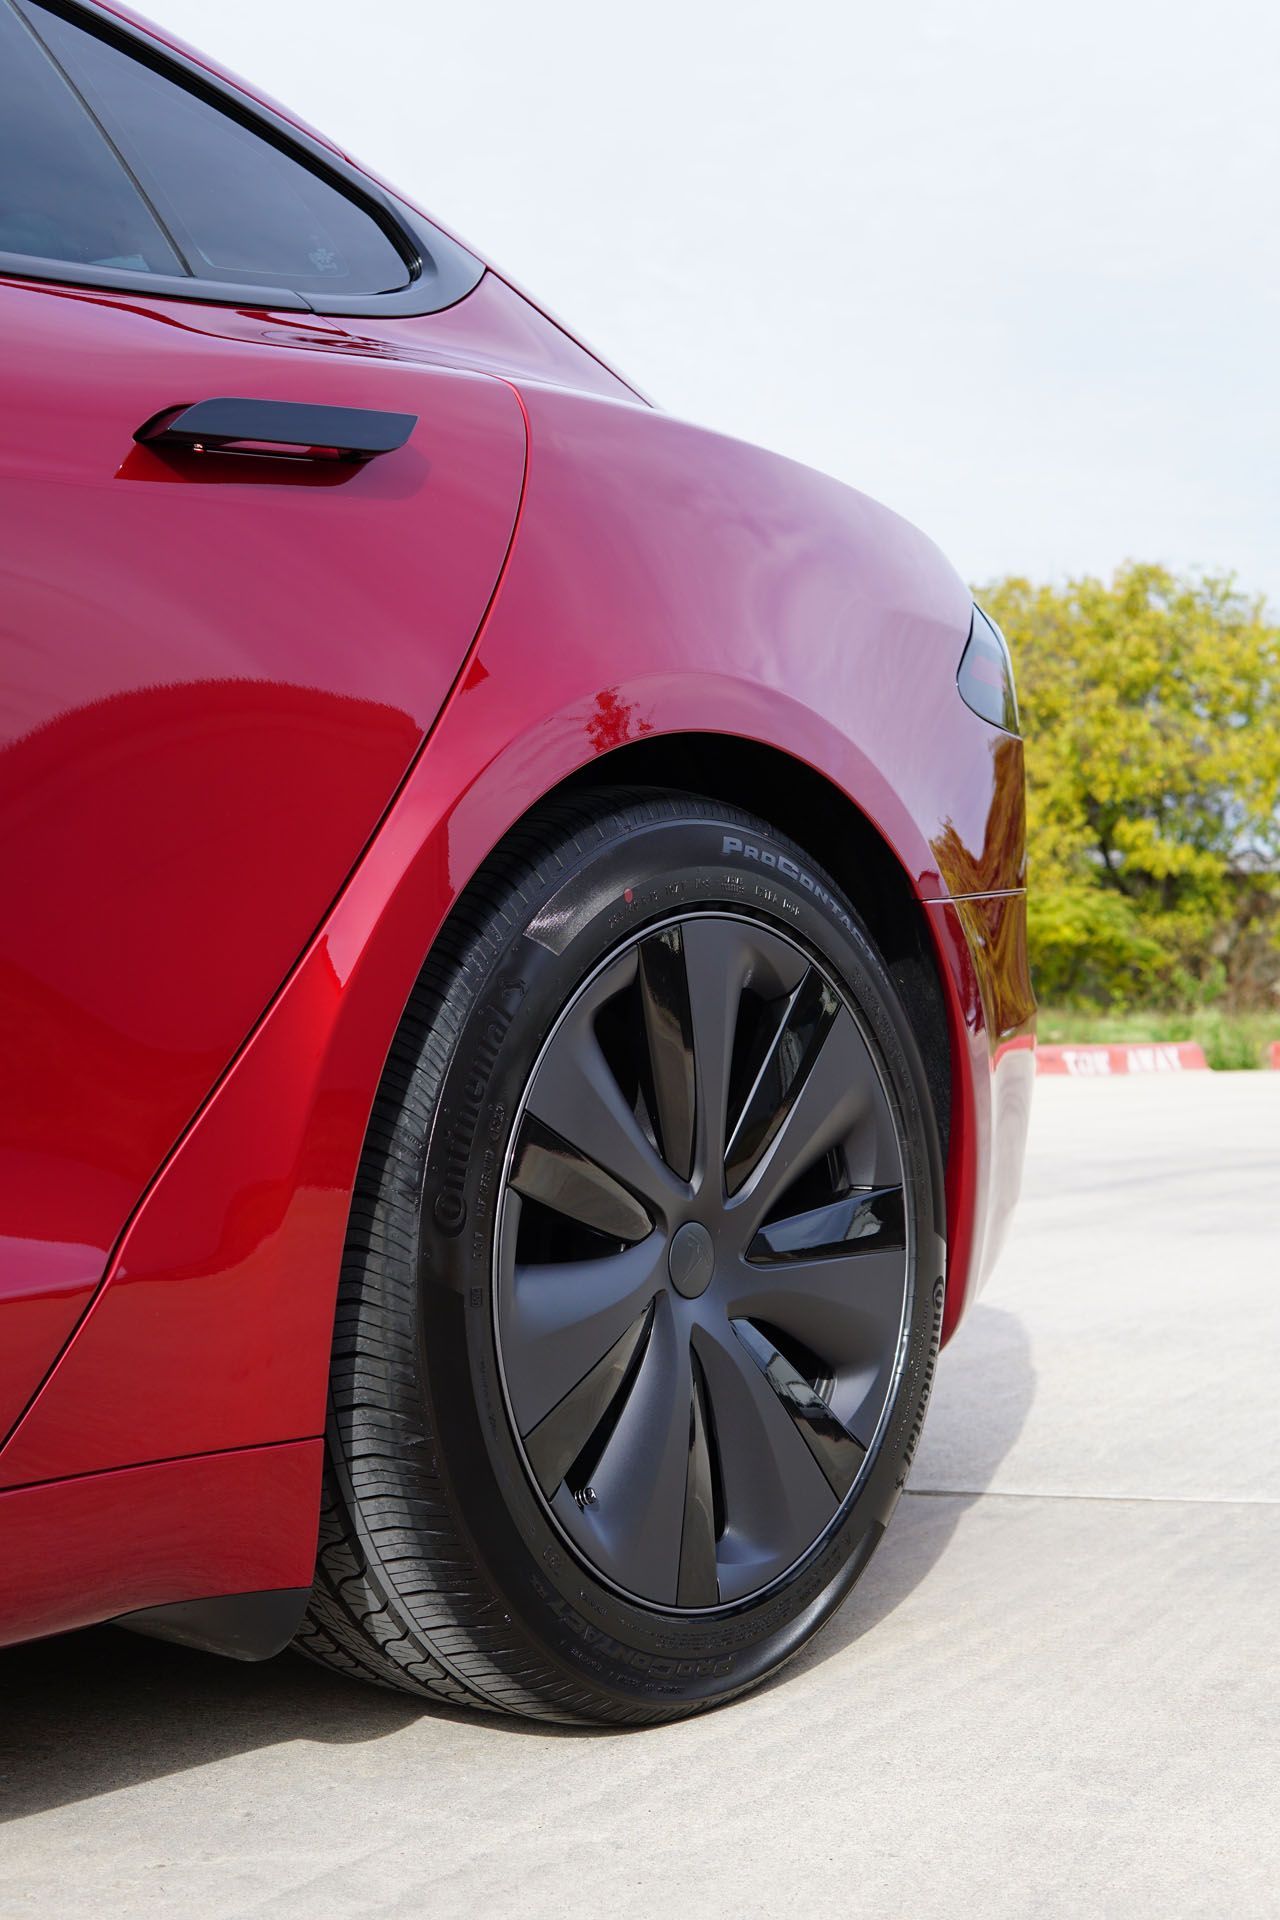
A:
33,2,410,297
0,0,181,275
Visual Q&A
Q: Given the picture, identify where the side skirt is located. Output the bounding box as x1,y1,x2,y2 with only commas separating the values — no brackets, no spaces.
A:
0,1438,321,1652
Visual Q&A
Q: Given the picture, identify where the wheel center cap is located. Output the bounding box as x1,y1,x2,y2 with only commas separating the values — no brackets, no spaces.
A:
668,1220,715,1299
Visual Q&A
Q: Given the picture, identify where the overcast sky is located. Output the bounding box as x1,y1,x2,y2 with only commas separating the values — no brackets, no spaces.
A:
154,0,1280,608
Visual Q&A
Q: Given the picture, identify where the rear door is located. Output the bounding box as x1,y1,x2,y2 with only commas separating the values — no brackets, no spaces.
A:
0,0,524,1441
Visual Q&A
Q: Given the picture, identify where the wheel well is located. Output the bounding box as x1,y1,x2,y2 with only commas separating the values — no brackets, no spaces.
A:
558,732,953,1160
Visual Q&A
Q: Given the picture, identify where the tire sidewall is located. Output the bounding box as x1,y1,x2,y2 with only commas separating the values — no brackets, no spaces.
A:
417,800,945,1716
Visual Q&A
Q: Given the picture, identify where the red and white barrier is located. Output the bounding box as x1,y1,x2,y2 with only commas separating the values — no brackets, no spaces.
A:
1036,1041,1209,1077
1270,1041,1280,1071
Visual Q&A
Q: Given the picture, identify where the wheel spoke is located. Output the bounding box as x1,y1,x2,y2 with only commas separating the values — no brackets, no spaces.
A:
725,966,840,1193
510,1114,653,1243
501,1229,668,1431
680,916,755,1179
677,1360,719,1607
729,1004,875,1229
692,1317,836,1602
637,926,698,1180
747,1185,905,1263
731,1318,866,1501
725,1245,907,1440
843,1090,905,1189
555,1300,692,1605
524,993,683,1213
522,1302,653,1498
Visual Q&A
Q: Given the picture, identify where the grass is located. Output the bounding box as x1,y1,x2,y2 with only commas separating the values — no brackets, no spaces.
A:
1038,1006,1280,1070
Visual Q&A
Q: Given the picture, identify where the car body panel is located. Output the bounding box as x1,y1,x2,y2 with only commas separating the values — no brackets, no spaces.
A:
0,274,527,1442
0,1439,320,1649
927,896,1036,1331
0,378,1024,1490
306,270,648,403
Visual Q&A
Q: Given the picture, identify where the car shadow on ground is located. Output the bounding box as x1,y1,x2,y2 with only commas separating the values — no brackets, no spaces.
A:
0,1305,1032,1819
778,1302,1036,1685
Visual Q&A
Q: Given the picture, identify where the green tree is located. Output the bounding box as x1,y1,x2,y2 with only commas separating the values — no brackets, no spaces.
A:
977,564,1280,1008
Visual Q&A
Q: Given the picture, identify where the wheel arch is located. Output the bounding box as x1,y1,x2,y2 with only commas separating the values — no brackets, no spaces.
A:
554,730,954,1169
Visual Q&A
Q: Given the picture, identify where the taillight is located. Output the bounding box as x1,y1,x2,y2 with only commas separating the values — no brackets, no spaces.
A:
957,606,1019,735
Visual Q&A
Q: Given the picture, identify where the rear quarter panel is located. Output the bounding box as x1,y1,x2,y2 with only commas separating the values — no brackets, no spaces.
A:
0,380,1025,1490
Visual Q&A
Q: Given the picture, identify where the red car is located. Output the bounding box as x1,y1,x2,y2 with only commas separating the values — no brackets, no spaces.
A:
0,0,1034,1722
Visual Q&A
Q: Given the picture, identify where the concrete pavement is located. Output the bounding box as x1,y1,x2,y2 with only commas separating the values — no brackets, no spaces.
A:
2,1075,1277,1917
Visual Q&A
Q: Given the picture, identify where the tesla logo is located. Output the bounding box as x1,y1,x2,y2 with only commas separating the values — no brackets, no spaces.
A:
667,1221,714,1298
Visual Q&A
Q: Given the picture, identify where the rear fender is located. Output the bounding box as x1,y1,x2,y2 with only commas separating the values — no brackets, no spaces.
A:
0,383,1021,1489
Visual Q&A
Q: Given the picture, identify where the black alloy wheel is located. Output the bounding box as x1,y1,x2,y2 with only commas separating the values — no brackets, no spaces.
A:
299,790,946,1723
497,912,909,1611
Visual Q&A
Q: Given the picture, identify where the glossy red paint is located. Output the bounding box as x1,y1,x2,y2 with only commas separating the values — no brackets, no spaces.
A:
926,896,1036,1341
0,275,526,1441
315,268,646,403
0,1440,320,1649
0,0,1032,1643
0,375,1024,1486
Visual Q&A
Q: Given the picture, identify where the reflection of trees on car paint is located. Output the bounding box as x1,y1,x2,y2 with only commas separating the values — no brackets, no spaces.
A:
932,737,1034,1046
932,734,1026,899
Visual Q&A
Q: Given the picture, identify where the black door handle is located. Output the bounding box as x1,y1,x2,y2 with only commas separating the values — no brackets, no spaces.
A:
135,397,417,463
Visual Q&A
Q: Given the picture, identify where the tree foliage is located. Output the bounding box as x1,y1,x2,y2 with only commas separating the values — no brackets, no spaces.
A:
977,564,1280,1008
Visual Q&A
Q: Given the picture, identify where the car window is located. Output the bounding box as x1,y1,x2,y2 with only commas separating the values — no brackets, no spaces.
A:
31,1,411,297
0,0,182,276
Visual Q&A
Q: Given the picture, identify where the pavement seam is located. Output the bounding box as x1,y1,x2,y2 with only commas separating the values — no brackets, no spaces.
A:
906,1487,1280,1507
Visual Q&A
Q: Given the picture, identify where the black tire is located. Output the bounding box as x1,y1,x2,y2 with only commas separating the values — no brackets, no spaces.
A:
295,788,946,1723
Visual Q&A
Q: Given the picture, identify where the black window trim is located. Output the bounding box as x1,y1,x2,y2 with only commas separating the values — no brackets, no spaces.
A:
1,0,484,316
